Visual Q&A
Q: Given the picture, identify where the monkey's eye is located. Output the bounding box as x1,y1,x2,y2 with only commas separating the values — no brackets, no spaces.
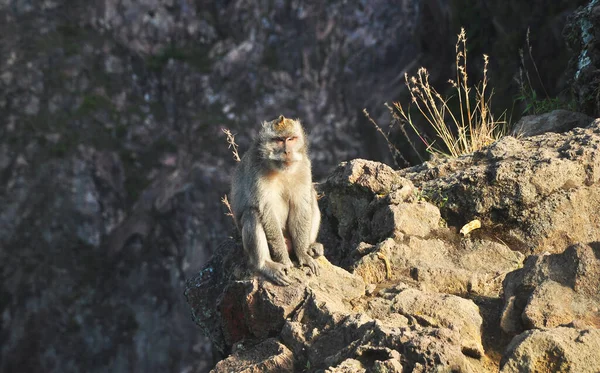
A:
287,136,298,143
272,137,285,145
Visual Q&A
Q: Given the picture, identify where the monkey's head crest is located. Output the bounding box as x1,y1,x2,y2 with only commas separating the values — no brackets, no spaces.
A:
260,115,304,139
272,115,296,132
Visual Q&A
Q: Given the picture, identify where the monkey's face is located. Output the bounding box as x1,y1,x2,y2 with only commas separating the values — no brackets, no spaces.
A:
259,116,308,171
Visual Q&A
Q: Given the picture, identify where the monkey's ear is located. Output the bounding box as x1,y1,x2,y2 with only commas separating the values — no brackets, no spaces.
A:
278,115,285,123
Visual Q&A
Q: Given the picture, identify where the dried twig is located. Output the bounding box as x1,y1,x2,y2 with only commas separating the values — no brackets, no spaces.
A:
222,128,241,162
221,194,237,228
363,108,410,168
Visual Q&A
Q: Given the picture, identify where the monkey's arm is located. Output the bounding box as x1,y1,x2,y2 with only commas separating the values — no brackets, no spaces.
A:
308,187,324,258
260,205,293,268
288,193,320,275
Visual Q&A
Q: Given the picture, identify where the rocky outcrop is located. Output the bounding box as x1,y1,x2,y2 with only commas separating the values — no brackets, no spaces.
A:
187,260,493,372
186,158,511,371
187,115,600,371
399,117,600,255
319,160,524,297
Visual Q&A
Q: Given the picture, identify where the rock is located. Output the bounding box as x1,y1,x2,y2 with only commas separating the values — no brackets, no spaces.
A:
371,201,441,239
319,159,418,260
0,148,221,373
389,288,485,358
316,159,525,297
325,159,408,195
187,236,492,372
399,120,600,254
511,110,594,137
282,295,489,372
501,243,600,334
212,338,295,373
186,250,366,354
326,359,367,373
500,328,600,373
351,236,524,297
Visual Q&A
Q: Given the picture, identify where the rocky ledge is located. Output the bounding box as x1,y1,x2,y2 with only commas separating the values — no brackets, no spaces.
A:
186,112,600,372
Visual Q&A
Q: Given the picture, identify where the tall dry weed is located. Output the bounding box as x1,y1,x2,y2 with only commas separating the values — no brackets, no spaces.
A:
392,28,508,158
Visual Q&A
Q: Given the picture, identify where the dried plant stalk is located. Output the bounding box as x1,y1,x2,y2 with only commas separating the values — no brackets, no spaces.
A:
222,128,241,162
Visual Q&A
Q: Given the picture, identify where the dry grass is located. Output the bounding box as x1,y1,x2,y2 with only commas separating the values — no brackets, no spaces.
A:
363,108,412,167
221,128,239,225
221,194,235,218
392,28,508,158
222,128,241,162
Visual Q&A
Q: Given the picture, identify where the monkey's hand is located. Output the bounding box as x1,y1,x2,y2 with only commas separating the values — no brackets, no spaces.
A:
297,252,320,276
308,242,324,258
272,252,293,269
262,261,293,286
280,256,293,269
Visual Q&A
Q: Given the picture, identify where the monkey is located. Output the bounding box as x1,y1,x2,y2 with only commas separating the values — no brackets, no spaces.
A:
230,115,324,286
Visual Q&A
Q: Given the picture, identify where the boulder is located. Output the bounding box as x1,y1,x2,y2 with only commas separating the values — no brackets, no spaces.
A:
500,328,600,373
511,110,593,137
501,243,600,334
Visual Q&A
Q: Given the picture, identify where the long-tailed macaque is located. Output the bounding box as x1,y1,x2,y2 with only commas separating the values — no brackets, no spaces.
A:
230,116,324,285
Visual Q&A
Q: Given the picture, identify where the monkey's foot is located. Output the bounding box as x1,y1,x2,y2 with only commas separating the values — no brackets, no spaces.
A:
308,242,324,258
262,261,292,286
297,253,320,276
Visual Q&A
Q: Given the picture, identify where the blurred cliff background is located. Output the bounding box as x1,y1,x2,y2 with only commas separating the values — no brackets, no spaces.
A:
0,0,589,372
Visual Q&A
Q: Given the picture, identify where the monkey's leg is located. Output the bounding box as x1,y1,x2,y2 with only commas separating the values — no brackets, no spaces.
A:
242,210,292,286
289,202,320,276
308,188,324,258
260,208,293,269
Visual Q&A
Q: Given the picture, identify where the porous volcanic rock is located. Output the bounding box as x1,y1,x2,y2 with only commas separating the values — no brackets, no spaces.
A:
500,327,600,373
320,159,524,297
501,243,600,334
399,118,600,254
